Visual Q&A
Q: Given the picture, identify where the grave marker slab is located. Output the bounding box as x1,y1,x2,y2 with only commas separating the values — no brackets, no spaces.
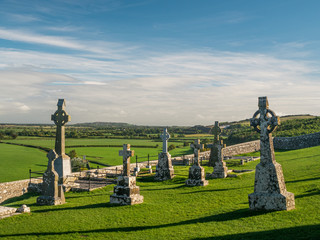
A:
37,150,65,205
248,96,295,211
155,128,174,181
209,121,228,178
186,139,208,186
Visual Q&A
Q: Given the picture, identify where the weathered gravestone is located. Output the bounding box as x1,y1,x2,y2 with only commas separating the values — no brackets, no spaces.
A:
208,121,228,178
51,99,71,180
248,96,295,211
37,150,65,205
110,144,144,205
186,139,208,186
155,128,175,181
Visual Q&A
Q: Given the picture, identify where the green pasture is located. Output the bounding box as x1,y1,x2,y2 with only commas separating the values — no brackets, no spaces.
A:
0,137,193,182
2,137,166,149
73,146,192,167
0,146,319,239
0,144,47,183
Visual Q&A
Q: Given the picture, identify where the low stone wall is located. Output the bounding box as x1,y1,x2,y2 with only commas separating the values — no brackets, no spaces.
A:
273,132,320,150
0,178,42,204
224,140,260,156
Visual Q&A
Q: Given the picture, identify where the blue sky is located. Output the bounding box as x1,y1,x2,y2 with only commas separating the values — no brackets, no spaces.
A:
0,0,320,125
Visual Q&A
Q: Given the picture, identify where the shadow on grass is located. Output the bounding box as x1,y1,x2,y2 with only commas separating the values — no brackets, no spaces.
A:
0,208,271,238
286,176,320,184
35,164,47,167
295,188,320,199
143,184,187,191
33,202,123,213
192,224,320,240
1,192,38,206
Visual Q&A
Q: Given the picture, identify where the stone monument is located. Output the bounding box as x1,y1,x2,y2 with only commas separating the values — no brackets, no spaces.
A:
186,139,208,186
37,150,65,205
208,121,228,178
51,99,71,180
155,128,174,181
248,96,295,211
110,144,144,205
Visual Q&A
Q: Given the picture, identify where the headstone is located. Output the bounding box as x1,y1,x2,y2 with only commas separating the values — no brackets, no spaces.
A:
155,128,174,181
37,150,65,205
51,99,71,180
186,139,208,186
208,121,228,178
248,96,295,211
110,144,143,205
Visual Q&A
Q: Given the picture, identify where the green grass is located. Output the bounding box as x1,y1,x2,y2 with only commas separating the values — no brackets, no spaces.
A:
0,146,319,239
0,137,193,180
0,144,47,183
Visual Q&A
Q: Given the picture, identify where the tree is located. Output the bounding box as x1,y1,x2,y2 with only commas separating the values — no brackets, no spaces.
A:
168,144,176,151
68,150,78,159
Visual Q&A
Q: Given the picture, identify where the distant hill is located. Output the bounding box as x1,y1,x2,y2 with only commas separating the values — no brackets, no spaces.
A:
72,122,135,128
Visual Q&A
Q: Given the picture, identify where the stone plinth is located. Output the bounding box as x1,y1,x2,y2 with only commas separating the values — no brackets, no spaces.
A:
154,152,174,181
37,150,65,206
110,176,144,205
248,162,295,210
249,96,295,211
54,155,71,181
210,161,228,178
209,142,228,179
37,185,65,206
185,165,208,186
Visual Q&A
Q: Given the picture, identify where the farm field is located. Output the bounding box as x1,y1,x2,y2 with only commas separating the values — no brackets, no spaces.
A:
0,144,47,183
0,137,193,182
0,146,319,239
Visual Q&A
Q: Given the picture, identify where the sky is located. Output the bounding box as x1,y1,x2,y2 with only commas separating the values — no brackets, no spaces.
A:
1,0,320,126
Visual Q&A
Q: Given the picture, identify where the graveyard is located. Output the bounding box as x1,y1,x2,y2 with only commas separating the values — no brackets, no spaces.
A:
0,146,319,239
0,98,319,239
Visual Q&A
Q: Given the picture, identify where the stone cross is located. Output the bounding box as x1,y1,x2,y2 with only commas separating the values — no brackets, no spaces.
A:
250,96,280,165
51,99,71,156
190,139,204,165
160,128,170,153
212,121,222,144
119,144,134,176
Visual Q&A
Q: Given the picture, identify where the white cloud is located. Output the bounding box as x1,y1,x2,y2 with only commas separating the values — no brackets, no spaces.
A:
0,39,319,125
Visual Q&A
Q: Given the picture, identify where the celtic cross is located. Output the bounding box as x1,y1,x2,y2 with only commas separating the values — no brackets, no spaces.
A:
51,99,70,156
191,139,204,165
119,144,134,176
160,128,170,153
212,121,222,144
250,96,280,165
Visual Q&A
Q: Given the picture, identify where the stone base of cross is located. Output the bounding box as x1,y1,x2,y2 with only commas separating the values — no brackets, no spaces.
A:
37,150,65,206
185,164,208,187
110,176,144,205
155,152,174,181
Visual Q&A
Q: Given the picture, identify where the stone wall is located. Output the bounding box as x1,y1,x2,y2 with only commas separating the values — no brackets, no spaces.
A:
224,140,260,156
0,178,42,204
273,132,320,150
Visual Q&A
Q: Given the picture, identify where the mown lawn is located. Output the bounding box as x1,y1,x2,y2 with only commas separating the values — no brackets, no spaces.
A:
0,146,319,239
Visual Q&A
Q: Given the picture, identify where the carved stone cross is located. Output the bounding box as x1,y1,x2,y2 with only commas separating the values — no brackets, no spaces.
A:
51,99,71,156
212,121,222,144
119,144,134,176
250,96,280,165
160,128,170,153
190,139,204,165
